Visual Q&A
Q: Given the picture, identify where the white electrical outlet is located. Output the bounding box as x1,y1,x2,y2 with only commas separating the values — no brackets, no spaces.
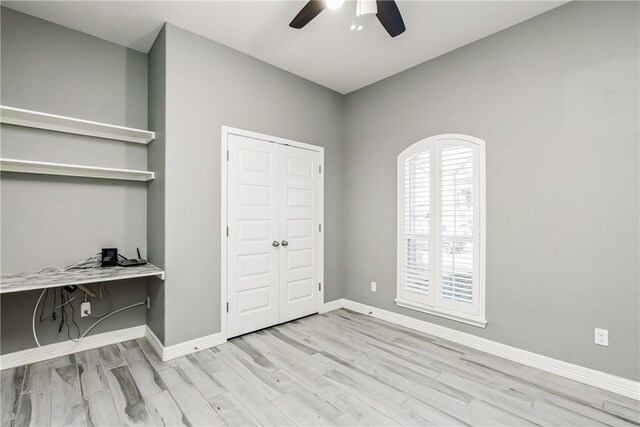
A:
371,282,377,292
81,302,91,317
594,328,608,346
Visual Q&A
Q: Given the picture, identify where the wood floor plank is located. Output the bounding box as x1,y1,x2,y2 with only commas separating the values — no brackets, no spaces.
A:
121,348,166,398
323,369,432,426
241,332,348,403
97,345,125,369
13,389,50,427
51,364,85,426
207,392,260,426
331,393,400,426
77,349,107,397
174,355,225,399
214,344,282,401
203,362,294,426
82,389,120,427
269,369,362,426
145,390,189,427
104,365,154,426
1,366,25,422
603,400,640,423
158,366,224,427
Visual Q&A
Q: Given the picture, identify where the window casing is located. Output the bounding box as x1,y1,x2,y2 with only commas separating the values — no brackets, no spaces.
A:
396,134,486,327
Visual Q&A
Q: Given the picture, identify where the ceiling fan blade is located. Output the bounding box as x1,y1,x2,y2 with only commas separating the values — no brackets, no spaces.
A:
289,1,327,29
376,0,406,37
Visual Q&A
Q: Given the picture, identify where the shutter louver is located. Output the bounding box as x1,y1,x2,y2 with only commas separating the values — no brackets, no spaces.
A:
404,152,430,295
440,146,474,304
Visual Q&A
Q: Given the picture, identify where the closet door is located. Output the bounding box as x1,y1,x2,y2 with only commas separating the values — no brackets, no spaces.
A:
227,134,280,338
279,145,321,322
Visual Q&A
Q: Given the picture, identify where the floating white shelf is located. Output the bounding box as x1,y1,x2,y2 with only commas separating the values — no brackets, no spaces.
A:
0,263,165,294
0,158,154,182
0,105,155,144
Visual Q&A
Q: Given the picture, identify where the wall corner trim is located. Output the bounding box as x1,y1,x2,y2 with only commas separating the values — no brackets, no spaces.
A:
145,326,226,361
0,325,146,370
322,299,640,400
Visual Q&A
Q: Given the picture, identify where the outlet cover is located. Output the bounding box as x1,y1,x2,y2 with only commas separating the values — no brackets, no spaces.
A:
594,328,608,346
81,302,91,317
371,282,377,292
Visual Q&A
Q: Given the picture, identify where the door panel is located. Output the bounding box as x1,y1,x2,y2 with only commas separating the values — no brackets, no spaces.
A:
279,146,321,322
227,134,280,338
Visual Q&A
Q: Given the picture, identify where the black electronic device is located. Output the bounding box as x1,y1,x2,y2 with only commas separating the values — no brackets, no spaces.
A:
118,247,147,267
119,258,146,267
101,248,118,267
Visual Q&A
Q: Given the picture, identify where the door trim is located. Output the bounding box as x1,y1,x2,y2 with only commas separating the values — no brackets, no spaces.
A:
220,126,325,341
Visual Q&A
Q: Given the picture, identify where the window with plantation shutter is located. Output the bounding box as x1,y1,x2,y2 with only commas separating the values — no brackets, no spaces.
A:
397,134,486,327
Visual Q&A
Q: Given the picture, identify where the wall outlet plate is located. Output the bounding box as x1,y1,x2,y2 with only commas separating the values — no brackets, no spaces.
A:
371,281,377,292
81,302,91,317
594,328,608,346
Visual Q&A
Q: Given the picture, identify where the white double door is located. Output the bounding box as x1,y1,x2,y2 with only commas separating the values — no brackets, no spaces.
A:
227,133,322,338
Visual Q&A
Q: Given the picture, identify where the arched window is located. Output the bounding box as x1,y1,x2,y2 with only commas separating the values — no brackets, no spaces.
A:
397,134,486,327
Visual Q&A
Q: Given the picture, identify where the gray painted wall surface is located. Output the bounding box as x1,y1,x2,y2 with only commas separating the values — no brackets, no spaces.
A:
146,26,167,343
342,1,639,380
150,24,344,346
0,8,149,353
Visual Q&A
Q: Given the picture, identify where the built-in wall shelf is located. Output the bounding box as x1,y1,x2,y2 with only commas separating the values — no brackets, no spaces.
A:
0,263,165,294
0,158,155,181
0,105,155,144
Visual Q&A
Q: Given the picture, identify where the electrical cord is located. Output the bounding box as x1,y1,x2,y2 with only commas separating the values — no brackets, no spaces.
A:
32,287,146,348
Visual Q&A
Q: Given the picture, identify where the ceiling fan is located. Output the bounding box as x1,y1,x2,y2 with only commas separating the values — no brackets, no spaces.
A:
289,0,406,38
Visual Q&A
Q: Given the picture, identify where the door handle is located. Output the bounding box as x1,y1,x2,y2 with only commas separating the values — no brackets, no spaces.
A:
281,240,289,247
272,241,280,247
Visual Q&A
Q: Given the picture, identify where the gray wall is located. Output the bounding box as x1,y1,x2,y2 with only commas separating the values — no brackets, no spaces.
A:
147,23,344,346
342,1,639,381
146,26,167,343
0,8,149,353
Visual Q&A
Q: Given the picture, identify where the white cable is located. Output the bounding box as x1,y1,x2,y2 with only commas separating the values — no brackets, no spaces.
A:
32,289,48,349
78,302,145,339
55,291,83,309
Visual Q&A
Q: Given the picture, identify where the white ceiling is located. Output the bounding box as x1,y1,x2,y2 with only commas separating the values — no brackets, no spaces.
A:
3,1,567,94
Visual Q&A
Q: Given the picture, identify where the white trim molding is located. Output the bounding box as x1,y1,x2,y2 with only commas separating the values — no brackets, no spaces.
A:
145,327,226,361
0,325,146,370
324,299,640,400
321,299,346,313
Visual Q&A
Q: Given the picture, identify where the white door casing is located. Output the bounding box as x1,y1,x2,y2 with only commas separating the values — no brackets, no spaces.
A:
223,127,324,339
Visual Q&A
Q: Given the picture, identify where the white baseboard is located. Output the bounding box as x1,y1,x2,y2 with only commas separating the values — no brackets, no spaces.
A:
145,326,226,361
324,299,640,401
0,325,146,370
321,298,346,313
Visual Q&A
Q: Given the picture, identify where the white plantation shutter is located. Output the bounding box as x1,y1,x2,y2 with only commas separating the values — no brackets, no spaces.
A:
403,152,431,296
397,135,485,327
440,145,475,304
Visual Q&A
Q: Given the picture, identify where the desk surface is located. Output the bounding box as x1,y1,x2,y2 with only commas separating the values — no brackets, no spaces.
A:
0,263,164,294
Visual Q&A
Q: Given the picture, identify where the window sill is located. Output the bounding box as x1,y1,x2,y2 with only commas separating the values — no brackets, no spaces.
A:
394,298,487,328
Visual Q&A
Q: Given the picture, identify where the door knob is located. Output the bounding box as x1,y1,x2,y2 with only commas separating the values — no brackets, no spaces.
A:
272,241,280,247
281,240,289,247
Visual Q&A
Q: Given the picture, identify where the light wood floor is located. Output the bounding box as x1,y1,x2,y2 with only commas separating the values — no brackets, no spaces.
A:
1,309,639,426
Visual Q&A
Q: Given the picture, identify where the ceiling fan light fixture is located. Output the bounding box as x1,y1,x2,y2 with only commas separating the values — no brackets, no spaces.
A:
325,0,345,10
